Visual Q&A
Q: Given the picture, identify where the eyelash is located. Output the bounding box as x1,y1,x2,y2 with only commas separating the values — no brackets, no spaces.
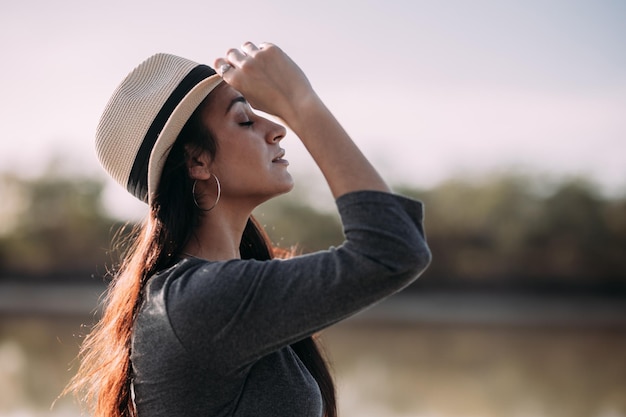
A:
239,121,254,127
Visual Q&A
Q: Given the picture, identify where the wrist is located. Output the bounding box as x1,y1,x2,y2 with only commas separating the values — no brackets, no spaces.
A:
281,91,324,132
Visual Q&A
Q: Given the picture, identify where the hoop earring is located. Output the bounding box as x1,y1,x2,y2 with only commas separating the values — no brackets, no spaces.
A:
192,175,221,212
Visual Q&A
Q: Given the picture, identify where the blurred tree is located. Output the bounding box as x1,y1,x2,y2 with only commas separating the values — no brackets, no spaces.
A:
398,174,626,293
0,170,119,282
524,179,626,288
254,192,343,253
1,165,624,293
397,176,535,287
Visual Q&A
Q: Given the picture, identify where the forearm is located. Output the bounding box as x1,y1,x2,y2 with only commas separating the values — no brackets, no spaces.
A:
285,92,390,198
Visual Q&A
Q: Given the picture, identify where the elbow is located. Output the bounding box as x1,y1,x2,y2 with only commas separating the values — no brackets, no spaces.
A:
345,229,432,286
400,240,432,280
392,234,432,287
413,243,432,277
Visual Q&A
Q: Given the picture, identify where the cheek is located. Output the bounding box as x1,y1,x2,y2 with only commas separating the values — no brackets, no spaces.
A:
215,136,267,170
211,147,261,183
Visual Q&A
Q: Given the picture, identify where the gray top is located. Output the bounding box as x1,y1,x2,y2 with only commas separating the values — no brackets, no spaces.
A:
130,191,431,417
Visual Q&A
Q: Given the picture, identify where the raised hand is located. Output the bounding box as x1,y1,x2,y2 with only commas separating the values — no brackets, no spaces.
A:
216,42,389,198
214,42,315,123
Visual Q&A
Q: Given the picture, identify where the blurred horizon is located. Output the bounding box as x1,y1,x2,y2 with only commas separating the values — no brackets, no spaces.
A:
2,166,625,294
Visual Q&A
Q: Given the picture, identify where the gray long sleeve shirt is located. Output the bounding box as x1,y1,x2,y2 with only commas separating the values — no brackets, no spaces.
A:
130,191,431,417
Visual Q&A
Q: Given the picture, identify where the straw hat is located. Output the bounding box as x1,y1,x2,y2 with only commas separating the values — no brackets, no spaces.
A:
95,53,222,203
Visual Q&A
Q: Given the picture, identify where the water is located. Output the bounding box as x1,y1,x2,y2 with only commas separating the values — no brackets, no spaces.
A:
1,288,625,417
324,321,626,417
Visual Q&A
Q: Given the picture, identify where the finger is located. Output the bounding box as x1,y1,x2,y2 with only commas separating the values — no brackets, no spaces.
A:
214,58,233,77
241,41,260,55
226,48,248,67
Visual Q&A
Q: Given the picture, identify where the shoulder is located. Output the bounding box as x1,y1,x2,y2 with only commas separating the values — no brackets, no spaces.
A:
145,257,238,299
143,257,277,320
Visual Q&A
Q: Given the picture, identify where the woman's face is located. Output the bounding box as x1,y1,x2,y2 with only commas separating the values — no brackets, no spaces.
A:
200,82,294,206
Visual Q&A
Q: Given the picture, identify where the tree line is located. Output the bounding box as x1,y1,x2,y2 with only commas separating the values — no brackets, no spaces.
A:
1,169,624,294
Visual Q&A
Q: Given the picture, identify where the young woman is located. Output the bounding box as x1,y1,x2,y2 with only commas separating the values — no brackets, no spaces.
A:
66,42,431,417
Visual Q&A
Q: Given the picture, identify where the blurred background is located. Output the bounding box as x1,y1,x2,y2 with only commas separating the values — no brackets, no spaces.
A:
1,0,625,416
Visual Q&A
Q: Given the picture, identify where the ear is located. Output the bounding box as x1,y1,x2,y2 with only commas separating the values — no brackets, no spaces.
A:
185,146,213,181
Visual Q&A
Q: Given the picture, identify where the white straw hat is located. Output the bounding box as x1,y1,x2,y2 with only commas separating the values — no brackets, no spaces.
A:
95,53,222,203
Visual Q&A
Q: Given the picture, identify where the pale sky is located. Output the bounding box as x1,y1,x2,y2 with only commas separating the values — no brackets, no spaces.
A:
1,0,625,218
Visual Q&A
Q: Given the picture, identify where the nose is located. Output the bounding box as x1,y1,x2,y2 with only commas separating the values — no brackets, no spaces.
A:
265,118,287,144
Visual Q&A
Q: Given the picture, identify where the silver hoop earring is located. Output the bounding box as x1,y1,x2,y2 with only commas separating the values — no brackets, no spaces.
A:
192,175,221,212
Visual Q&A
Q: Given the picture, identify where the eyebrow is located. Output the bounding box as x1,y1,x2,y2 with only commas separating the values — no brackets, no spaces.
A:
225,96,247,115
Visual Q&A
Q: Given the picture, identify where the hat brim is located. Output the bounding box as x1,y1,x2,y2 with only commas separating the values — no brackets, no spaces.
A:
147,74,223,204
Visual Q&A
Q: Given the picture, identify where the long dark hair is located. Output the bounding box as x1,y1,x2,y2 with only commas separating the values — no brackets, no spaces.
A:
64,98,336,417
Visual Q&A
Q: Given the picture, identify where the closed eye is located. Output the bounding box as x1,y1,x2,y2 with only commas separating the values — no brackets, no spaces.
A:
239,121,254,127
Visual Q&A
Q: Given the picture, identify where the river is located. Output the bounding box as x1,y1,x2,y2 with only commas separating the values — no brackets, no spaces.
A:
1,284,625,417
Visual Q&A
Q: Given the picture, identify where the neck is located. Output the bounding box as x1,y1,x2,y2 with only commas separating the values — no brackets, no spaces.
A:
183,200,253,261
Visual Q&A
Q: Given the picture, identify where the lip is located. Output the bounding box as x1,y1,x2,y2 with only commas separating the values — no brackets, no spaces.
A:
272,150,288,164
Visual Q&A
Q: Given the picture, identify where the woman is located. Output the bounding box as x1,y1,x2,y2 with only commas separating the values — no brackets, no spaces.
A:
66,42,431,417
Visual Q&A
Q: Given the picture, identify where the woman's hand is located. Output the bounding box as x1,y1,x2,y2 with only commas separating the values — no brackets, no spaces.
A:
215,42,390,198
214,42,315,123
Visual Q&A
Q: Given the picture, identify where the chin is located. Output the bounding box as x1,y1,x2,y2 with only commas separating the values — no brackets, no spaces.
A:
275,179,295,197
277,173,295,194
254,179,294,206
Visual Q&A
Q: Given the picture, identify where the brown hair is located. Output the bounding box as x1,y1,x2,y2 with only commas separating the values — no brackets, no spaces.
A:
64,99,336,417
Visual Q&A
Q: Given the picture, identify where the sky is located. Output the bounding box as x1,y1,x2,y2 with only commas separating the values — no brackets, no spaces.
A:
1,0,625,218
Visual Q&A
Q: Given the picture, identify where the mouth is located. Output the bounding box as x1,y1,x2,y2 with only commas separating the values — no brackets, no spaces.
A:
272,150,288,164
